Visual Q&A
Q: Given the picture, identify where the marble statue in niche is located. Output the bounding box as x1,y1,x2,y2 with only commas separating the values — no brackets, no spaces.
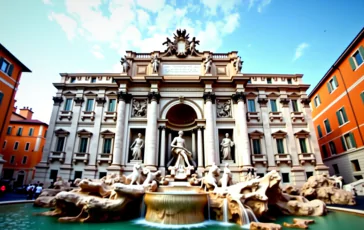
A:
221,133,234,160
217,100,232,118
151,54,160,73
130,133,144,160
120,55,130,73
204,54,212,74
131,99,147,117
234,56,243,73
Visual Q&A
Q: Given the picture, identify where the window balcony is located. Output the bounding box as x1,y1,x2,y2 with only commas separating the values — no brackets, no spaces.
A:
59,111,73,121
49,151,66,163
247,112,260,122
97,153,112,164
291,112,305,122
274,153,292,165
73,152,89,164
298,153,315,165
81,111,95,121
269,111,283,122
252,154,267,165
104,111,117,121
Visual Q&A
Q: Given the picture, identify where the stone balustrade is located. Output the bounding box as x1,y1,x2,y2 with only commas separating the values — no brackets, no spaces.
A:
73,152,89,164
81,111,95,121
298,153,315,164
269,111,283,122
252,154,267,165
49,151,66,163
59,111,73,121
291,111,305,122
247,112,260,122
104,111,117,121
97,153,113,164
274,153,292,165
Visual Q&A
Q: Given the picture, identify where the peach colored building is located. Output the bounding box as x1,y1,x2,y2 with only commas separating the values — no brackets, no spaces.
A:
1,107,48,186
309,27,364,183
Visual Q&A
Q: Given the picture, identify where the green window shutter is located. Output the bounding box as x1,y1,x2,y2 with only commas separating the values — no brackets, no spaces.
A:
7,64,13,76
361,92,364,104
342,107,348,122
359,46,364,59
317,125,322,138
327,82,332,93
349,132,357,148
341,136,347,151
318,94,321,104
336,110,343,125
0,92,3,106
349,57,356,70
333,75,338,87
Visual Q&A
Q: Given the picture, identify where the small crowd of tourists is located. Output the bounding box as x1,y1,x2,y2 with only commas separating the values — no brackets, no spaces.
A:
26,182,43,200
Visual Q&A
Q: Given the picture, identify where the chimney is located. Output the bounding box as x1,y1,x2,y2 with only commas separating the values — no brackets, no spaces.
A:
19,106,34,120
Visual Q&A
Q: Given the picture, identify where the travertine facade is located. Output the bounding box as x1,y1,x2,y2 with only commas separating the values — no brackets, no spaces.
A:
35,30,328,186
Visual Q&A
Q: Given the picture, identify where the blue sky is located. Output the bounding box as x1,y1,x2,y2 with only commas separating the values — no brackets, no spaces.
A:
0,0,363,123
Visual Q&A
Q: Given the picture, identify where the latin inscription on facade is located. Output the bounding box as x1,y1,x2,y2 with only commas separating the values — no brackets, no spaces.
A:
161,64,201,75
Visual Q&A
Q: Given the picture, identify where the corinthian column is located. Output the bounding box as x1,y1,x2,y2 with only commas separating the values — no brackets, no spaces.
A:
109,92,130,171
233,92,252,169
203,92,217,167
144,92,160,170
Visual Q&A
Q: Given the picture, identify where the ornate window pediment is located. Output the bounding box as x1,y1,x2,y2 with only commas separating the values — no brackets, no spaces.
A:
54,128,70,136
63,91,76,97
77,129,93,137
84,91,97,97
267,92,280,98
100,130,115,137
249,130,264,139
106,91,117,96
294,129,310,138
288,92,301,98
271,130,287,138
245,92,258,99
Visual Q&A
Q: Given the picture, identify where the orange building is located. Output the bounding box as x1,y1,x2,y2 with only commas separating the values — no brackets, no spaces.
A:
309,27,364,184
1,107,48,186
0,43,31,178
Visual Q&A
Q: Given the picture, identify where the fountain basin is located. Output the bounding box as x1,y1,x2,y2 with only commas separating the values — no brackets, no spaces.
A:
144,186,208,225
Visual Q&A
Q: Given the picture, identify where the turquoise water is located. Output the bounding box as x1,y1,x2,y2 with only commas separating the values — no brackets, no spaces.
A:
0,203,363,230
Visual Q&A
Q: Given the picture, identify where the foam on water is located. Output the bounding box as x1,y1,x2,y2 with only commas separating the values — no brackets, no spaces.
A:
133,218,239,229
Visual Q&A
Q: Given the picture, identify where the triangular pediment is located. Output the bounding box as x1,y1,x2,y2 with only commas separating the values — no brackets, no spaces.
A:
267,92,280,98
271,130,287,137
64,91,76,96
100,129,115,136
84,91,97,96
288,92,300,98
106,91,117,96
294,129,310,137
246,92,258,98
249,130,264,138
54,128,70,136
77,129,93,136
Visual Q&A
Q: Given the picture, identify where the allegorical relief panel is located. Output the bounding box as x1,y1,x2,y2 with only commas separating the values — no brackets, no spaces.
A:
216,99,232,118
131,98,147,117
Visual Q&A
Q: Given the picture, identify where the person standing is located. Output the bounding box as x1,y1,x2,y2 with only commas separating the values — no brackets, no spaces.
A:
26,184,35,200
34,184,43,199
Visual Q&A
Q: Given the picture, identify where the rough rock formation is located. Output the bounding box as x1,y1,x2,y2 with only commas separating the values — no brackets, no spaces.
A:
283,218,314,229
250,222,282,230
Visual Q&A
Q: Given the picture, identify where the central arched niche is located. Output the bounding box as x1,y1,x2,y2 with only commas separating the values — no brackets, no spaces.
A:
166,104,197,129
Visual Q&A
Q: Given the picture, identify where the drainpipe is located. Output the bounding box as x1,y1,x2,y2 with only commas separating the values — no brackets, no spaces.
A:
334,64,364,145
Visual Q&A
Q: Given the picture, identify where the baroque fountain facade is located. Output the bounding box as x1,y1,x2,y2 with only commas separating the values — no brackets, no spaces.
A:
33,29,355,228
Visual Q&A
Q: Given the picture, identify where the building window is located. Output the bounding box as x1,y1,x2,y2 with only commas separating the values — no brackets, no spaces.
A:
49,170,58,181
291,100,299,112
91,77,96,83
247,99,256,112
322,145,328,158
306,171,313,180
351,48,364,69
64,98,73,111
44,130,47,138
10,156,15,164
103,138,112,153
287,78,292,84
86,99,94,112
0,91,3,105
276,139,284,154
317,125,323,138
70,77,76,83
333,164,340,175
99,172,107,179
282,173,290,183
79,137,88,153
299,138,308,153
22,156,27,164
28,128,34,136
112,79,116,83
74,171,83,180
341,132,356,151
108,99,116,112
336,107,348,125
270,99,278,112
55,136,65,152
351,160,361,172
252,139,261,154
361,92,364,104
267,78,272,84
7,126,12,135
329,141,337,155
324,119,331,133
16,127,23,136
314,95,321,107
14,142,19,150
3,141,7,149
327,76,338,93
25,142,30,151
0,58,14,76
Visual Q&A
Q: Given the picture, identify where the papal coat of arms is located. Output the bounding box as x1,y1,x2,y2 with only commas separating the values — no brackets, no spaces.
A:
162,29,200,57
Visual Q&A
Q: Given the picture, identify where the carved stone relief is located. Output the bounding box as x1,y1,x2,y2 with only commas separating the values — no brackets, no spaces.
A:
131,98,148,117
216,99,232,118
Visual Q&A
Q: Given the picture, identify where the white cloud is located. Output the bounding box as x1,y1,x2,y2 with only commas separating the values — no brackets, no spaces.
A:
136,0,165,13
257,0,272,13
91,45,104,59
200,0,241,15
42,0,52,5
293,42,309,61
48,12,78,40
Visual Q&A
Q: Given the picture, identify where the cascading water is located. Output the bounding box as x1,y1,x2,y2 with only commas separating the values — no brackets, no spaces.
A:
246,207,259,223
207,195,211,220
140,195,146,218
222,198,228,222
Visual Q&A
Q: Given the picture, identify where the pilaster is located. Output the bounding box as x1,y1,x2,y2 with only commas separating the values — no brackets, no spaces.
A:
203,92,217,167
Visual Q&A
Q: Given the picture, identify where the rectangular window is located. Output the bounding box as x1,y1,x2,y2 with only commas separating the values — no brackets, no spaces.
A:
103,138,112,153
324,119,331,133
333,164,340,174
351,159,361,172
270,99,277,112
44,130,47,138
64,98,73,111
16,127,23,136
0,92,3,105
91,77,96,83
22,156,27,164
108,99,116,112
74,171,83,180
299,138,308,153
70,77,76,83
50,170,58,181
86,99,94,112
306,171,313,180
99,172,107,179
353,50,363,66
317,125,323,138
56,137,65,152
329,141,337,155
322,145,328,158
267,78,272,84
276,139,284,154
291,100,299,112
282,173,290,183
7,126,12,135
361,92,364,104
0,58,13,76
28,128,34,136
2,141,6,149
336,107,348,125
341,132,357,150
79,138,88,153
14,142,19,150
10,155,15,164
247,99,256,112
287,78,292,84
314,95,321,107
327,76,338,93
25,142,30,151
252,139,261,154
